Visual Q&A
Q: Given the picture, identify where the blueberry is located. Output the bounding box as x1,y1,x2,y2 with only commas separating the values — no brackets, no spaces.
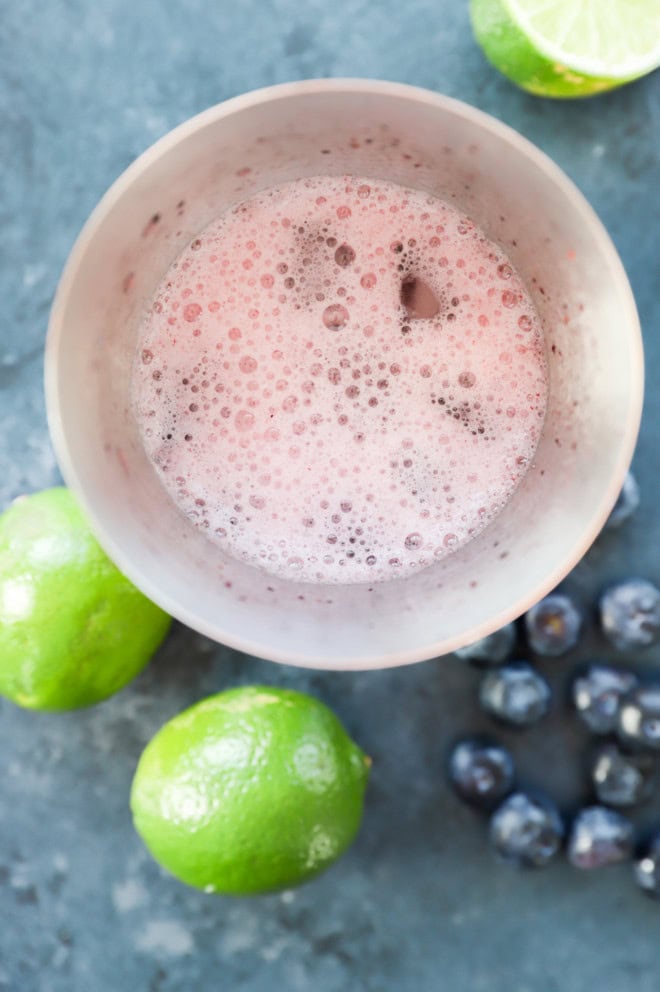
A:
604,471,640,530
480,662,551,726
454,623,516,666
590,743,654,807
634,834,660,899
618,686,660,750
489,792,563,868
524,593,582,656
572,664,639,735
599,579,660,650
567,806,634,869
448,739,515,808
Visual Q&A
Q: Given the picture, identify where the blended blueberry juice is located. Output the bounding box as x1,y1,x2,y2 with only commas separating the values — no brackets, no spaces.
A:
132,175,547,584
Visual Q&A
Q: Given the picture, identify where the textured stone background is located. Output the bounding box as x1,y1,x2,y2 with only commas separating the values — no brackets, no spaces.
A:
1,2,659,989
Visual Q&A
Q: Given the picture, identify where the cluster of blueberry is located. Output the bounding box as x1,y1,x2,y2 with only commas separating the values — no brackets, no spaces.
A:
448,473,660,898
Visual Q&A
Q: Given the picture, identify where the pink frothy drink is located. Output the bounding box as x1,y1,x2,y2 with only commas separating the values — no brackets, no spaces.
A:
132,175,547,584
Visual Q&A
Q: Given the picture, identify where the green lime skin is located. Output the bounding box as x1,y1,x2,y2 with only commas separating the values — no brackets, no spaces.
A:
130,686,371,895
0,487,171,710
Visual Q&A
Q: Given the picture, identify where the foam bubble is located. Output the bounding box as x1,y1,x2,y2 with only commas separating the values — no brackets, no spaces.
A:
323,304,349,329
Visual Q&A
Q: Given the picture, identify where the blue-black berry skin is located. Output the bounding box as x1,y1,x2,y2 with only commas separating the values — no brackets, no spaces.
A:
454,623,516,666
480,662,551,727
572,665,639,735
634,834,660,899
599,579,660,650
618,686,660,750
605,472,639,530
448,739,515,809
590,743,654,807
489,792,563,868
524,593,583,657
567,807,634,869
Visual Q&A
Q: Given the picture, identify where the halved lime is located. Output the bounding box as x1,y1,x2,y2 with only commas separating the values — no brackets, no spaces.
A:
470,0,660,98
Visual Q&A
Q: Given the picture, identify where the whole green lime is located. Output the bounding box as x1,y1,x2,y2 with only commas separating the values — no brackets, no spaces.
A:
0,487,171,710
130,686,371,895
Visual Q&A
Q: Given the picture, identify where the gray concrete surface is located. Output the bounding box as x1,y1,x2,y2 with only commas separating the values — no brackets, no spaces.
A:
1,2,659,989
